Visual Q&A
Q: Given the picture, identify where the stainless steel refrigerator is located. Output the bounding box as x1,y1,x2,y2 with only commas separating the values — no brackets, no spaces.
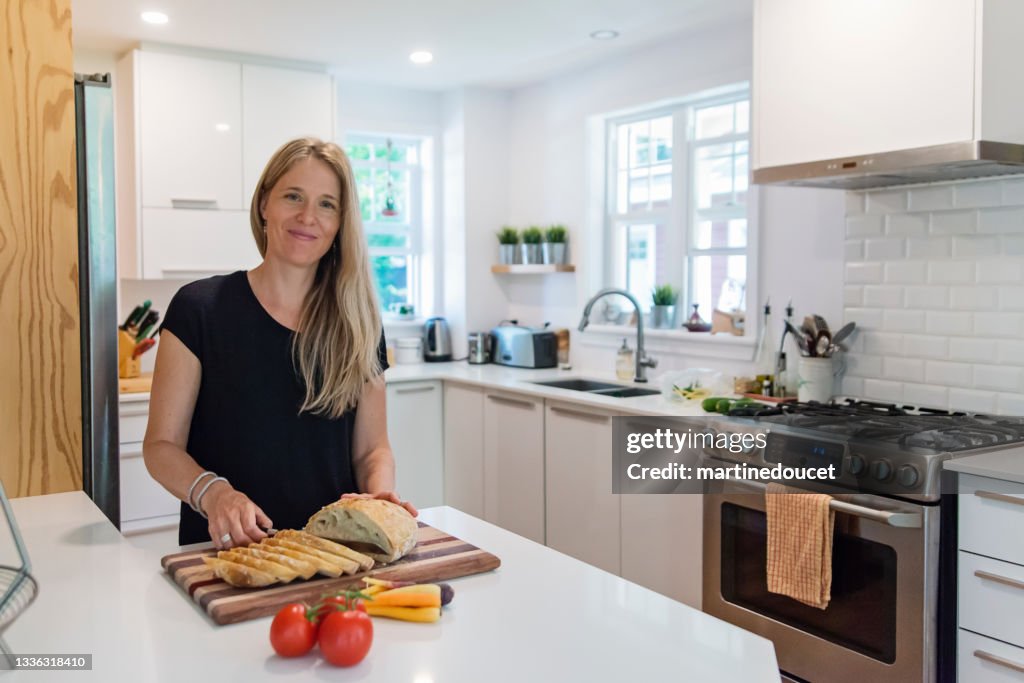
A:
75,73,119,527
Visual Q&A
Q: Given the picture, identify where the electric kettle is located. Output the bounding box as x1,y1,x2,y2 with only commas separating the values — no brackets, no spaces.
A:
423,317,453,362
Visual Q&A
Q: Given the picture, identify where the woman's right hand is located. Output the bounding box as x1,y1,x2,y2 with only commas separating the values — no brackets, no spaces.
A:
200,482,273,549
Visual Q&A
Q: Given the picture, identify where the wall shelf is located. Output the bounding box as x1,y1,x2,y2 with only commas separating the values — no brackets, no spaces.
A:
491,264,575,274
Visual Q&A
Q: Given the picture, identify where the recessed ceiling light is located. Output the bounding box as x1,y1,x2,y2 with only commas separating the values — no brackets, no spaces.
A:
589,29,619,40
141,11,169,25
409,51,433,65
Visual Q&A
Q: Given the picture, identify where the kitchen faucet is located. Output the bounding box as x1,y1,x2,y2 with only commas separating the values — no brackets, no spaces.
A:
578,288,658,383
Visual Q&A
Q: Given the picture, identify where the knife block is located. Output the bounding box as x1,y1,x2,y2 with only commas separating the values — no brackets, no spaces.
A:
118,329,141,379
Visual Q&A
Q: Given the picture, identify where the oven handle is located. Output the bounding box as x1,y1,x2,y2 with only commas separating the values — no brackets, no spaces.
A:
728,479,923,528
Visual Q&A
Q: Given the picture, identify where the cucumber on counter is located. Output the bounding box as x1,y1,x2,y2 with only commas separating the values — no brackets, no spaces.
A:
701,397,755,414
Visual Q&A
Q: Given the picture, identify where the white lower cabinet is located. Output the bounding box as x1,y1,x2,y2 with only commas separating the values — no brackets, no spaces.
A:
442,383,485,518
544,401,620,575
119,397,179,534
483,391,545,544
621,494,702,608
386,381,444,509
958,630,1024,683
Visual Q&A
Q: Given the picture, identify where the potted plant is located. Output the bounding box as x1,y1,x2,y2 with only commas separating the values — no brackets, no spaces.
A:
651,284,678,329
521,226,543,264
497,226,519,264
542,225,568,265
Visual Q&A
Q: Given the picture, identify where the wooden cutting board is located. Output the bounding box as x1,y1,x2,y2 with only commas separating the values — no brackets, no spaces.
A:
161,523,500,625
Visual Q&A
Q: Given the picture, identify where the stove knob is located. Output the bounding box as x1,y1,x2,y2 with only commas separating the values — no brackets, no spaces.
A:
870,459,893,482
847,455,866,476
896,465,920,488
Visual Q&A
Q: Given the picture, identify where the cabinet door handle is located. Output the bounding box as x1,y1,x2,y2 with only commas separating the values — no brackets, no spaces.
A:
974,649,1024,674
974,569,1024,591
170,198,218,209
395,385,436,395
975,490,1024,508
549,405,610,423
486,394,536,409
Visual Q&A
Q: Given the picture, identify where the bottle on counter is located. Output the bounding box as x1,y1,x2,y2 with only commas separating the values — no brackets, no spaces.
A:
753,300,776,395
616,338,634,381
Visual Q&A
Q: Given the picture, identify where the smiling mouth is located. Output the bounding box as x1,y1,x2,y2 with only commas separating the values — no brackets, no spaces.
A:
287,230,317,242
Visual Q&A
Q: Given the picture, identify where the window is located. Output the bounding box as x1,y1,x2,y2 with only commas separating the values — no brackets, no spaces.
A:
606,90,750,324
343,135,423,313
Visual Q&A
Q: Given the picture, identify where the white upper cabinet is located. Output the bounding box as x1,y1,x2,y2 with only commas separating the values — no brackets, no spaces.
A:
138,51,243,210
753,0,1024,170
242,65,333,203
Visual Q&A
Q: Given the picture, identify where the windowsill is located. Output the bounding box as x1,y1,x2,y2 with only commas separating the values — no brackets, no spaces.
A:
382,317,426,335
579,323,756,361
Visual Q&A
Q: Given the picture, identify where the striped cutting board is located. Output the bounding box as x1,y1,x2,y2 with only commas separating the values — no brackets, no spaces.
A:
161,523,500,625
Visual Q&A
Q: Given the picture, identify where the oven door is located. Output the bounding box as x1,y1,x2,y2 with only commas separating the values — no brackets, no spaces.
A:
703,479,940,683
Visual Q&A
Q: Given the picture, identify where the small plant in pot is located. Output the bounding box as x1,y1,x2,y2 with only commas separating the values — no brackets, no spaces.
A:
497,226,520,264
521,226,543,264
651,284,678,329
542,225,568,265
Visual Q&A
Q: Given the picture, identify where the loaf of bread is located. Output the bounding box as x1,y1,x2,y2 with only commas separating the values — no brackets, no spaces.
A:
305,498,417,564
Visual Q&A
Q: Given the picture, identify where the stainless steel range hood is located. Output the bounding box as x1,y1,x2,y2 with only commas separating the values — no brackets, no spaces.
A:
752,141,1024,190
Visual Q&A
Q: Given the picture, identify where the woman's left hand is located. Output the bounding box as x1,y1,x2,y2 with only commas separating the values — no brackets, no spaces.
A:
341,491,418,517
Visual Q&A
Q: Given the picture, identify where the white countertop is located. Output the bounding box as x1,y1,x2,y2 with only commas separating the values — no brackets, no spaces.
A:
4,493,778,682
944,450,1024,485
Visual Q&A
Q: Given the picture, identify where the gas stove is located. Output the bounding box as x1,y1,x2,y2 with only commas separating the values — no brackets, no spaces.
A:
705,398,1024,501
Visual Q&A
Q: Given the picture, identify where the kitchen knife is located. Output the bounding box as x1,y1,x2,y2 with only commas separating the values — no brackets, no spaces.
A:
135,310,160,341
131,338,155,359
120,304,144,331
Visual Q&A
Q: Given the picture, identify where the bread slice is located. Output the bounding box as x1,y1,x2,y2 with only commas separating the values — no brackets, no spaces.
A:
233,545,317,580
276,529,374,571
219,550,300,582
305,498,417,564
203,556,278,587
259,538,353,577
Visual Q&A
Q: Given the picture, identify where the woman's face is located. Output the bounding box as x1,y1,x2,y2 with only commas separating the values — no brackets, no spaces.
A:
260,157,342,268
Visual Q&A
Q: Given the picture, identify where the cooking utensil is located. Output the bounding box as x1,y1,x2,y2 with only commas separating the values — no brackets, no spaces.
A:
831,321,856,346
812,314,830,334
132,338,156,359
785,320,809,354
814,331,833,357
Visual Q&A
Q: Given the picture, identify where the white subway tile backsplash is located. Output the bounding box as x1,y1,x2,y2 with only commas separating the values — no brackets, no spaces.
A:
950,286,997,310
843,307,883,329
1000,235,1024,255
863,378,904,403
882,309,925,332
909,186,954,211
883,357,925,382
847,354,883,377
863,286,903,308
975,312,1024,338
925,311,972,336
845,262,883,284
930,210,976,234
1002,178,1024,205
974,259,1023,283
949,388,997,413
846,192,866,216
904,286,948,309
997,340,1024,364
954,181,1003,208
846,215,884,237
997,287,1024,311
925,361,973,387
902,383,949,409
979,207,1024,233
843,286,863,307
974,365,1022,392
949,338,997,363
844,240,865,260
886,214,928,236
997,393,1024,416
841,376,865,398
884,262,927,284
951,236,1000,259
902,334,948,359
865,238,905,260
906,237,951,260
866,190,907,215
863,331,903,355
927,261,973,284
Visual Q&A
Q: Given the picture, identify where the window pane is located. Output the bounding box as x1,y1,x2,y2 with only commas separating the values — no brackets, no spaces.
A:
374,143,407,163
695,219,747,249
650,163,671,206
691,254,746,320
695,142,747,209
622,223,669,312
651,116,672,162
373,169,408,221
354,168,373,221
367,232,410,249
629,121,651,167
695,103,734,139
371,255,409,310
736,100,750,134
345,143,371,161
628,168,650,209
617,127,630,171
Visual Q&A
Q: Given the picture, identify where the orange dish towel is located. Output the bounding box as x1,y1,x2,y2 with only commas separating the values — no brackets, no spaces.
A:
765,482,835,610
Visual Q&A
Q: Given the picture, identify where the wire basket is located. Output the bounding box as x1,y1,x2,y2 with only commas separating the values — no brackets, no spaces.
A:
0,480,38,664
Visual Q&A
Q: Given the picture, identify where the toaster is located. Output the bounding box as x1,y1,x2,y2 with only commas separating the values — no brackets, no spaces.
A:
490,324,558,369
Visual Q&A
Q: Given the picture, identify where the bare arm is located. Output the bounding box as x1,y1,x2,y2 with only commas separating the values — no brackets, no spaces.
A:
347,375,418,516
143,330,271,547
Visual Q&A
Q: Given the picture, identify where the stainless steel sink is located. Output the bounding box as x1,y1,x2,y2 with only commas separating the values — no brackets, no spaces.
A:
530,379,660,398
531,379,624,392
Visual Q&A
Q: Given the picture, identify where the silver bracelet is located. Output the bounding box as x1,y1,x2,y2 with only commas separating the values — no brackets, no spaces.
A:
186,471,216,513
194,476,229,520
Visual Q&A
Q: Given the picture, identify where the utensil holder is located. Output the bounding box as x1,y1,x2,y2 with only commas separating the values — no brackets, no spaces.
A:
797,356,844,403
0,480,39,667
118,329,141,379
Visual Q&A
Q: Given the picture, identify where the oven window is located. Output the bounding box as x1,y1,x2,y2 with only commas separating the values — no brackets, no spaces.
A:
720,503,897,663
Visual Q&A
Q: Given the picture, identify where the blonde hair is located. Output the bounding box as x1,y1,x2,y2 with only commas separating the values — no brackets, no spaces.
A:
250,137,383,418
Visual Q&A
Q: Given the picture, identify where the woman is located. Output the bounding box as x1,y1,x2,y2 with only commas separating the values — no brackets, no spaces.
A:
143,137,415,549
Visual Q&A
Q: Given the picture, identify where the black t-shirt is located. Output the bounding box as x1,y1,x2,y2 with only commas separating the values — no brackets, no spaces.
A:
162,270,388,545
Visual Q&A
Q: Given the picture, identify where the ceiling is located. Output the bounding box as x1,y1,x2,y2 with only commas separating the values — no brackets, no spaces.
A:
72,0,751,90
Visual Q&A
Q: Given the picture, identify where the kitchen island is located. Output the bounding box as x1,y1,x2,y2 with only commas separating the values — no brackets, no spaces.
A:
4,492,779,682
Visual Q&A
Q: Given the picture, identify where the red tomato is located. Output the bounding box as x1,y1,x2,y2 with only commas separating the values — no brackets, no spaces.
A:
269,603,317,657
318,610,373,667
314,595,366,623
